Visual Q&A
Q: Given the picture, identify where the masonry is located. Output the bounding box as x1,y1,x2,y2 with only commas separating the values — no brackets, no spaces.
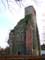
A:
8,6,41,56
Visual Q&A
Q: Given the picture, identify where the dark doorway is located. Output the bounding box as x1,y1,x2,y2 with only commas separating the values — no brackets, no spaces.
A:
18,51,21,55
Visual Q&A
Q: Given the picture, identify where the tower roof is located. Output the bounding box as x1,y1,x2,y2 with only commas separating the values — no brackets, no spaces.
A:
25,6,36,16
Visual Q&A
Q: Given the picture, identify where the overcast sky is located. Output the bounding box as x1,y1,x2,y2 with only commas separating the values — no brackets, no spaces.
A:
0,0,45,48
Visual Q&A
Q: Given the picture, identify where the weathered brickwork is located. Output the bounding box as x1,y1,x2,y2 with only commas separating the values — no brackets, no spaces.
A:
8,6,41,56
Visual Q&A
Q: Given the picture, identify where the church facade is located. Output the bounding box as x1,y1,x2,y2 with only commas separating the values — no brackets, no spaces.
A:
8,6,41,56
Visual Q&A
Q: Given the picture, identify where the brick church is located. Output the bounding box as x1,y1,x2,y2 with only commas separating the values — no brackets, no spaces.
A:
8,6,41,56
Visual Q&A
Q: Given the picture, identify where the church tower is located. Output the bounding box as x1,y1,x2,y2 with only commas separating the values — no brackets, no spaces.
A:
25,6,41,56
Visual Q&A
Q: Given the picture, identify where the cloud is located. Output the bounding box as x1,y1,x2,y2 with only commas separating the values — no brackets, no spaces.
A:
0,28,9,48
